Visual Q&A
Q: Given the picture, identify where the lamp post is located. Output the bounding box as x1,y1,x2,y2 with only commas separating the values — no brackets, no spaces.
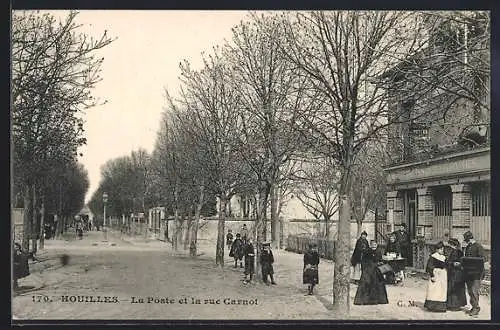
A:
103,192,108,241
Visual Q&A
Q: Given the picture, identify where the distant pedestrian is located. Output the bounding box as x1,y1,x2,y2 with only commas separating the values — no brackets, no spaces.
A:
260,242,276,285
226,229,234,248
243,238,255,284
351,231,369,284
229,233,244,268
462,231,485,317
445,238,467,311
424,241,447,312
353,240,388,305
303,243,320,295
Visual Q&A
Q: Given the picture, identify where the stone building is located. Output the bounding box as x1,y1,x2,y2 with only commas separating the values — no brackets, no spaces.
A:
383,14,490,269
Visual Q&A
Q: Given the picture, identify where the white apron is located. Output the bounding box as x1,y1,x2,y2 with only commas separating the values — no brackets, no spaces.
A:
425,254,448,302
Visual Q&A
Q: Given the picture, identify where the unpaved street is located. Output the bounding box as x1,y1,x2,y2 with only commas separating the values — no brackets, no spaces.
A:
12,231,491,320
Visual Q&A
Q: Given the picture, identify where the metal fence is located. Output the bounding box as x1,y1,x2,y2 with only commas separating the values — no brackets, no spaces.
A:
285,235,336,260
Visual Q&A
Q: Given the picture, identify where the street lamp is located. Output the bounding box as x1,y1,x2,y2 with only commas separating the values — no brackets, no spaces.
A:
103,192,108,241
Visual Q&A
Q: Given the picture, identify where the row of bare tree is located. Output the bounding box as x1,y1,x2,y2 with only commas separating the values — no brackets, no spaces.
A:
71,10,489,315
11,11,115,252
162,11,489,314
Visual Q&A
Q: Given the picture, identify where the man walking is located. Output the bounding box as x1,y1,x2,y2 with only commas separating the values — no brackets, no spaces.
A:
462,231,485,317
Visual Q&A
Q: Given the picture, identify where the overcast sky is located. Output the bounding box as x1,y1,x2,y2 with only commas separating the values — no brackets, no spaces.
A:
35,10,251,203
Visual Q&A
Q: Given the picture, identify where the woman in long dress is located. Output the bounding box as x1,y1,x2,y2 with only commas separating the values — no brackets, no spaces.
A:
424,241,448,312
351,231,369,283
303,243,320,295
446,238,467,311
353,240,389,305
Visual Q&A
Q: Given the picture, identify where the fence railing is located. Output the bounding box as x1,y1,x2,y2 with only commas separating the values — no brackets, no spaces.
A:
285,235,336,260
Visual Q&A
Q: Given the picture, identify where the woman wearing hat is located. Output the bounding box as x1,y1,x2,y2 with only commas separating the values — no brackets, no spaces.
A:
303,243,320,295
351,231,369,284
424,241,448,312
445,238,467,311
353,240,388,305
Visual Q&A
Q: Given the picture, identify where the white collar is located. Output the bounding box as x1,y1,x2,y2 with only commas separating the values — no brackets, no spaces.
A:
431,252,446,262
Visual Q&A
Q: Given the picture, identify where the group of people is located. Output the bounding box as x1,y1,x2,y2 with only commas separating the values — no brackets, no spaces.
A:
227,225,277,285
351,224,411,286
349,226,486,316
424,231,486,316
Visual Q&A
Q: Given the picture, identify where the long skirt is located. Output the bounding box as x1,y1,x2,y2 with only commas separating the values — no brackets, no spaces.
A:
303,266,319,284
424,268,448,312
244,256,255,275
447,270,467,310
351,263,361,281
353,265,388,305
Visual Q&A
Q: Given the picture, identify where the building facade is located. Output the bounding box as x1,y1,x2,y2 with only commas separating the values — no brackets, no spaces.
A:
383,15,490,269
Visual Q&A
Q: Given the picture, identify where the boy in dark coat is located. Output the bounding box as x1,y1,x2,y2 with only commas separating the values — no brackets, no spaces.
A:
229,233,244,268
260,242,276,285
243,238,255,284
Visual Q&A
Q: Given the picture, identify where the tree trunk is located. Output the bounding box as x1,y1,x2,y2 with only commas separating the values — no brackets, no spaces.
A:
255,184,271,277
190,183,205,256
176,215,184,251
31,185,38,254
270,182,280,249
22,184,34,252
215,195,227,267
325,216,331,239
39,199,45,250
173,181,180,250
332,170,352,315
183,213,192,250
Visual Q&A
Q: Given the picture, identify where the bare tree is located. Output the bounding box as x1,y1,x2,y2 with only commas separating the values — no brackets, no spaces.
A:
350,139,388,236
225,13,312,259
175,50,247,267
292,156,339,238
12,11,114,251
281,11,428,314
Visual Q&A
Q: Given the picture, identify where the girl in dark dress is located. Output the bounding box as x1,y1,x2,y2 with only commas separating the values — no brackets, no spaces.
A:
353,240,389,305
445,238,467,311
303,243,320,295
424,241,448,312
